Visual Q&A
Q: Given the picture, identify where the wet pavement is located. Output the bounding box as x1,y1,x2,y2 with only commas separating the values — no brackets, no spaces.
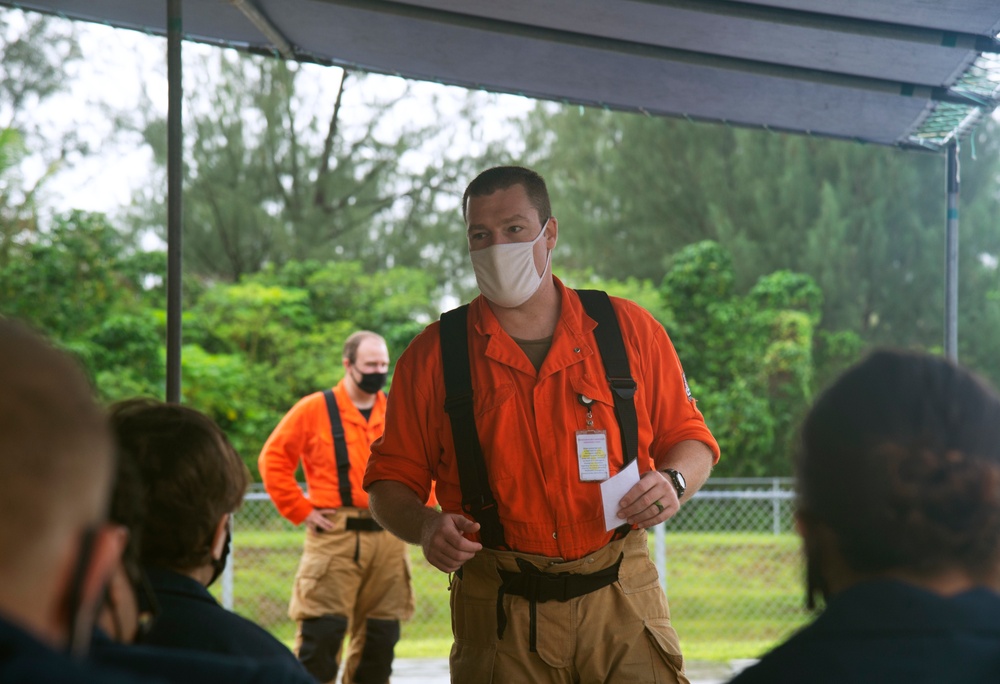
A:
389,658,750,683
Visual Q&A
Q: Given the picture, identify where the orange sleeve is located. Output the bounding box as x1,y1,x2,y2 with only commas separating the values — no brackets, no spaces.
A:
258,396,316,525
616,298,721,465
364,327,441,504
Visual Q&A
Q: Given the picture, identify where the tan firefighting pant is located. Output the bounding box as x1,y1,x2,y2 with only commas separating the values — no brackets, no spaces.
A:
289,508,415,684
449,529,689,684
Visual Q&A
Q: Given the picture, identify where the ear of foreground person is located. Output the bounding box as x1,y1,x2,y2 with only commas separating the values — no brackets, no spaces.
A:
730,350,1000,684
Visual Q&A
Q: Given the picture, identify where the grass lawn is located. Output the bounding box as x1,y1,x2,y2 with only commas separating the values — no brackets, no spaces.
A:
216,527,810,663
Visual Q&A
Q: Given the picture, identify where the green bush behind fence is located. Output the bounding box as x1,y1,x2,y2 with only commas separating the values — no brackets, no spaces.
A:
215,479,810,662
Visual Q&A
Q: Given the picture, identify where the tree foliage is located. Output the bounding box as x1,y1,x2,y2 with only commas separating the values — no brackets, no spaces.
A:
0,205,442,478
0,210,165,396
656,241,824,475
521,107,1000,362
132,52,494,285
6,17,1000,479
0,11,80,126
0,10,83,241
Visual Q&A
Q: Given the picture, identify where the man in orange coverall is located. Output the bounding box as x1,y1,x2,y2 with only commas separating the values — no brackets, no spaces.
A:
364,166,720,683
259,331,413,684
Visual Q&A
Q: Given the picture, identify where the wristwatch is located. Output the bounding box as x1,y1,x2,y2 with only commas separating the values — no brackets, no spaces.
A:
661,468,687,500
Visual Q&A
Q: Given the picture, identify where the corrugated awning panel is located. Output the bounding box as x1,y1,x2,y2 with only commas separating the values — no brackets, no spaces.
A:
6,0,1000,150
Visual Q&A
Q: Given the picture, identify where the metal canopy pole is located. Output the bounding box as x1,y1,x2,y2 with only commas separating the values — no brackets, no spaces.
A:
166,0,183,402
944,140,960,362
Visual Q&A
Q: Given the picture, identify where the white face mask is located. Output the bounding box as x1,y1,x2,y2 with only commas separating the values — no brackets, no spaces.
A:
470,220,551,309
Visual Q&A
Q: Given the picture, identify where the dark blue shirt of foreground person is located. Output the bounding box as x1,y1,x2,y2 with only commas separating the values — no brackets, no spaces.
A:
140,566,301,665
731,580,1000,683
0,615,165,684
91,629,315,684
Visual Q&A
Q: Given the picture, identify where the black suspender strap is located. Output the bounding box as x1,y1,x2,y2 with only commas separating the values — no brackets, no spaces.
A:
322,389,354,508
440,306,509,550
438,290,637,550
576,290,640,466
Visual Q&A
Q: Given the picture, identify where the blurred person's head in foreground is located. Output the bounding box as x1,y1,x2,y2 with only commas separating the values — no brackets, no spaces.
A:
797,349,1000,607
108,399,249,588
0,318,126,656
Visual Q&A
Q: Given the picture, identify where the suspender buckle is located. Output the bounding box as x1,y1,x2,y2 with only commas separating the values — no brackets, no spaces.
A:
465,495,496,517
465,497,509,550
444,391,473,415
608,376,637,399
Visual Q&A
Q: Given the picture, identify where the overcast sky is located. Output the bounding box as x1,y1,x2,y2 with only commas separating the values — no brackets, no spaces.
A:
22,15,535,222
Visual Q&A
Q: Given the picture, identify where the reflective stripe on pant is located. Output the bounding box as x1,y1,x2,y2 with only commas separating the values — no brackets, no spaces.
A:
450,529,689,684
289,508,415,684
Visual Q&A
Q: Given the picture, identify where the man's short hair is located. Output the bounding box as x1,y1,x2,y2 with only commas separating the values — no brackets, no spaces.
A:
342,331,385,364
0,319,112,568
462,166,551,225
109,399,249,572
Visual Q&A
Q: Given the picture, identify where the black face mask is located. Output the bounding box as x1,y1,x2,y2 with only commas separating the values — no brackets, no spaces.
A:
354,370,387,395
207,527,232,588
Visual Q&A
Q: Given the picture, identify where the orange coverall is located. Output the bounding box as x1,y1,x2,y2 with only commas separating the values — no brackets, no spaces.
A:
260,380,412,684
364,278,720,682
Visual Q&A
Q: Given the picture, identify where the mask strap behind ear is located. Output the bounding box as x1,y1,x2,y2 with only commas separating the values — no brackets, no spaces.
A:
133,566,160,643
65,525,99,658
207,515,233,588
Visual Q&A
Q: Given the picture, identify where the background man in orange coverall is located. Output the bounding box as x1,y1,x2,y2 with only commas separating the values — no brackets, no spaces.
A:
364,166,720,683
259,331,413,684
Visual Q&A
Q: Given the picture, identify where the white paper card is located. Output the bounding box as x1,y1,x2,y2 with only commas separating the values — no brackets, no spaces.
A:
600,458,639,532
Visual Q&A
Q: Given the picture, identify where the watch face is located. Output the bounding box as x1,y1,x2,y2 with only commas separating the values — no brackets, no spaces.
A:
666,469,686,496
673,470,686,490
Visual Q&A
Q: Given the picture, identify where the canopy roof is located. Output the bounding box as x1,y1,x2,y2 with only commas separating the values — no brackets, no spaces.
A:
8,0,1000,151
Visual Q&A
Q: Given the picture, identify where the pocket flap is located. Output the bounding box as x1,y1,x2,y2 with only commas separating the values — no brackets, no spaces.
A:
474,383,516,416
569,374,614,407
643,617,685,678
297,553,332,580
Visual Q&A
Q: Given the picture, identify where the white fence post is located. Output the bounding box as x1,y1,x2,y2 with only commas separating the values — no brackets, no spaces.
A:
654,522,667,591
772,478,781,535
222,513,235,610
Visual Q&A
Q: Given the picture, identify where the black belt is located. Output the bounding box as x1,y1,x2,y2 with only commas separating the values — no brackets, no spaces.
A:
345,517,383,532
343,517,382,565
494,554,623,651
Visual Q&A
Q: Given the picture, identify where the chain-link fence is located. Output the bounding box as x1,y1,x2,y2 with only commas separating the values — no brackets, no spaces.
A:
216,478,809,661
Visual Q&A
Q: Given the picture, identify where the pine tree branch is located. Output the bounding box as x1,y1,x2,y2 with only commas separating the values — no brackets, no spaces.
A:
314,70,349,211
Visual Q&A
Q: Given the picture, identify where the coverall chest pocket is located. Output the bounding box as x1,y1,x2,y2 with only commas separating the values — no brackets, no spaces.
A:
471,383,517,482
568,373,624,461
474,382,516,416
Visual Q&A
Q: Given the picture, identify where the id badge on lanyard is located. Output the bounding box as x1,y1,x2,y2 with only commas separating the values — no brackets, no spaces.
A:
576,394,609,481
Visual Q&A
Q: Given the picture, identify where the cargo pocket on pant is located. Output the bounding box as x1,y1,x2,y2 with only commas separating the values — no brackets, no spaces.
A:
617,559,662,595
400,550,416,621
450,641,497,684
289,554,334,621
644,617,687,684
452,596,497,646
451,576,498,681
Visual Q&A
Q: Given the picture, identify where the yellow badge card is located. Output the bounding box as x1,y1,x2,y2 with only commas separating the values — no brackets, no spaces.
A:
576,429,610,481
